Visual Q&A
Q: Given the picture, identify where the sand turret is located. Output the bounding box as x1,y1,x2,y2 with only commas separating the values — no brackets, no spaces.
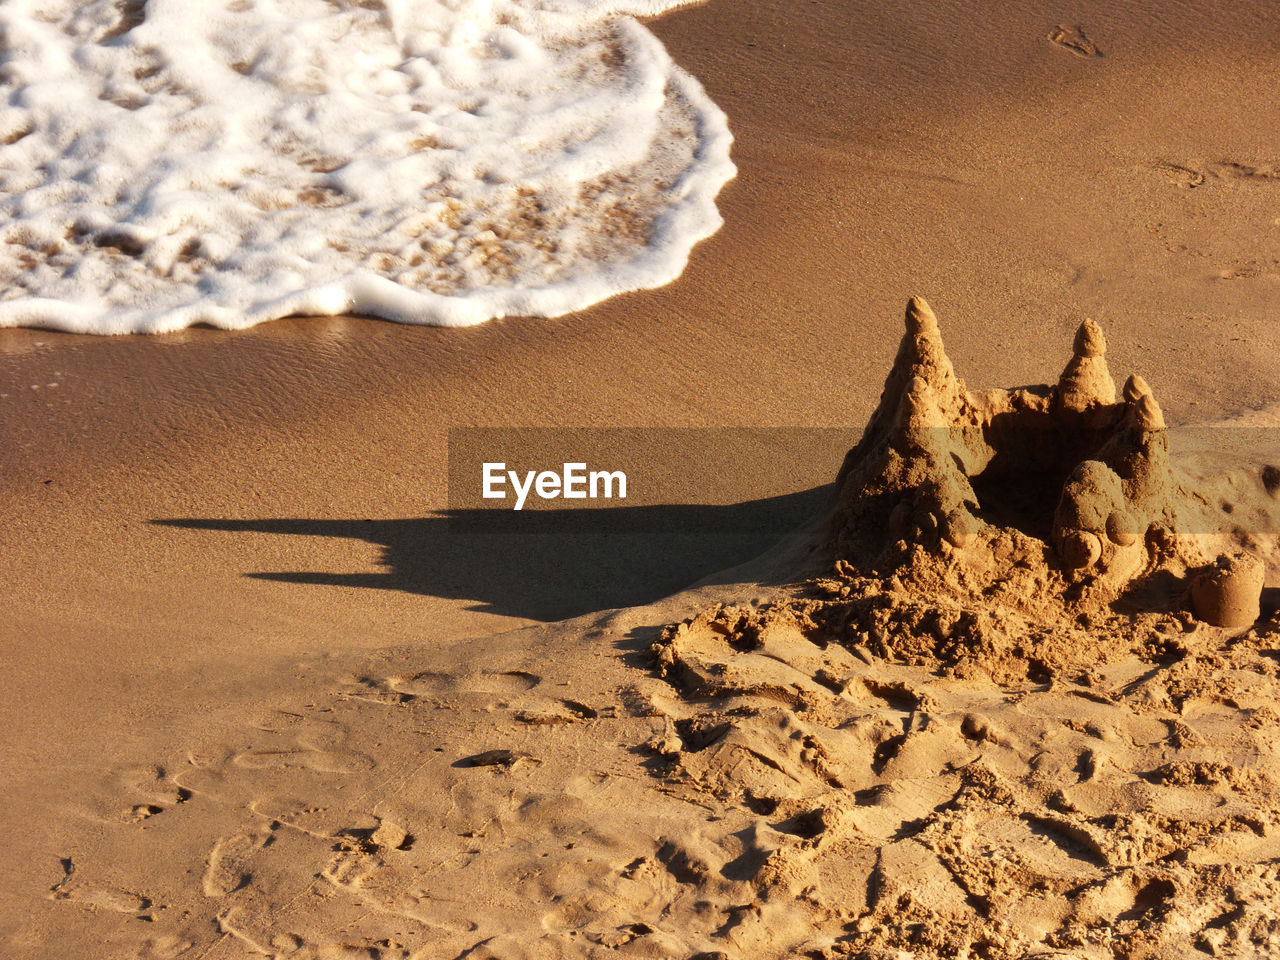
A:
1191,552,1265,627
1056,319,1116,413
1095,372,1170,515
833,298,985,561
840,297,968,475
898,296,963,405
1123,374,1165,432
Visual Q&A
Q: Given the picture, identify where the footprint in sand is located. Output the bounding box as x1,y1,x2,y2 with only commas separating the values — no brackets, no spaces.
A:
1155,161,1206,189
453,748,539,770
1155,159,1280,191
77,764,192,825
1048,24,1103,59
386,669,541,700
514,697,608,728
250,796,379,839
1218,260,1264,281
337,675,417,705
321,849,383,892
136,934,196,959
232,745,374,774
203,829,273,897
1210,160,1280,182
49,857,154,918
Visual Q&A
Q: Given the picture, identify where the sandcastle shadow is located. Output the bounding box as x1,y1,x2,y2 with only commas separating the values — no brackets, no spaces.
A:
152,486,831,621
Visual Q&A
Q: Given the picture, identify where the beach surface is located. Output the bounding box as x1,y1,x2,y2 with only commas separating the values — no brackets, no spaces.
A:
4,0,1280,956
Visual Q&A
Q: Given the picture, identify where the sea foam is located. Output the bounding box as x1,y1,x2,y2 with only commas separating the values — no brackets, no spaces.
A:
0,0,734,334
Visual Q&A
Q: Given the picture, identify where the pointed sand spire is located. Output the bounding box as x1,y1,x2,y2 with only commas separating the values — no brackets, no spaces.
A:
1123,373,1150,404
1057,319,1117,412
904,295,938,336
882,296,966,429
901,297,959,386
1074,318,1107,358
1122,375,1165,431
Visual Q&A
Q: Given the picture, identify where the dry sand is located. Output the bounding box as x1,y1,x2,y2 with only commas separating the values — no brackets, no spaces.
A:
5,0,1280,957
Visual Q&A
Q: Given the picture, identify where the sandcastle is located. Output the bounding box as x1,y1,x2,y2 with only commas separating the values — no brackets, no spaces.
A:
831,296,1235,608
647,301,1280,960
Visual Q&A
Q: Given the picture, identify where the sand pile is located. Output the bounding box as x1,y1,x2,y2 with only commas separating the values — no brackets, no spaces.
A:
653,596,1280,957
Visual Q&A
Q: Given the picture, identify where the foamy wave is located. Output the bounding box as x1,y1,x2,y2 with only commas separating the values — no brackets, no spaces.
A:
0,0,734,334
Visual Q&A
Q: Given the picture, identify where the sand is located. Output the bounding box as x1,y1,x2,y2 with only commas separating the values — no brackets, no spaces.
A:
5,0,1280,956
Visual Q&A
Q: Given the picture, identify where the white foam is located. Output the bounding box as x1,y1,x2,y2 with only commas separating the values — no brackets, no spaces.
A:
0,0,734,334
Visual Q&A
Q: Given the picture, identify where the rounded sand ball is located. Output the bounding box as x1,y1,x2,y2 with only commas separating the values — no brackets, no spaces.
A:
1192,552,1265,628
1105,509,1140,546
942,508,977,549
1059,530,1102,570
